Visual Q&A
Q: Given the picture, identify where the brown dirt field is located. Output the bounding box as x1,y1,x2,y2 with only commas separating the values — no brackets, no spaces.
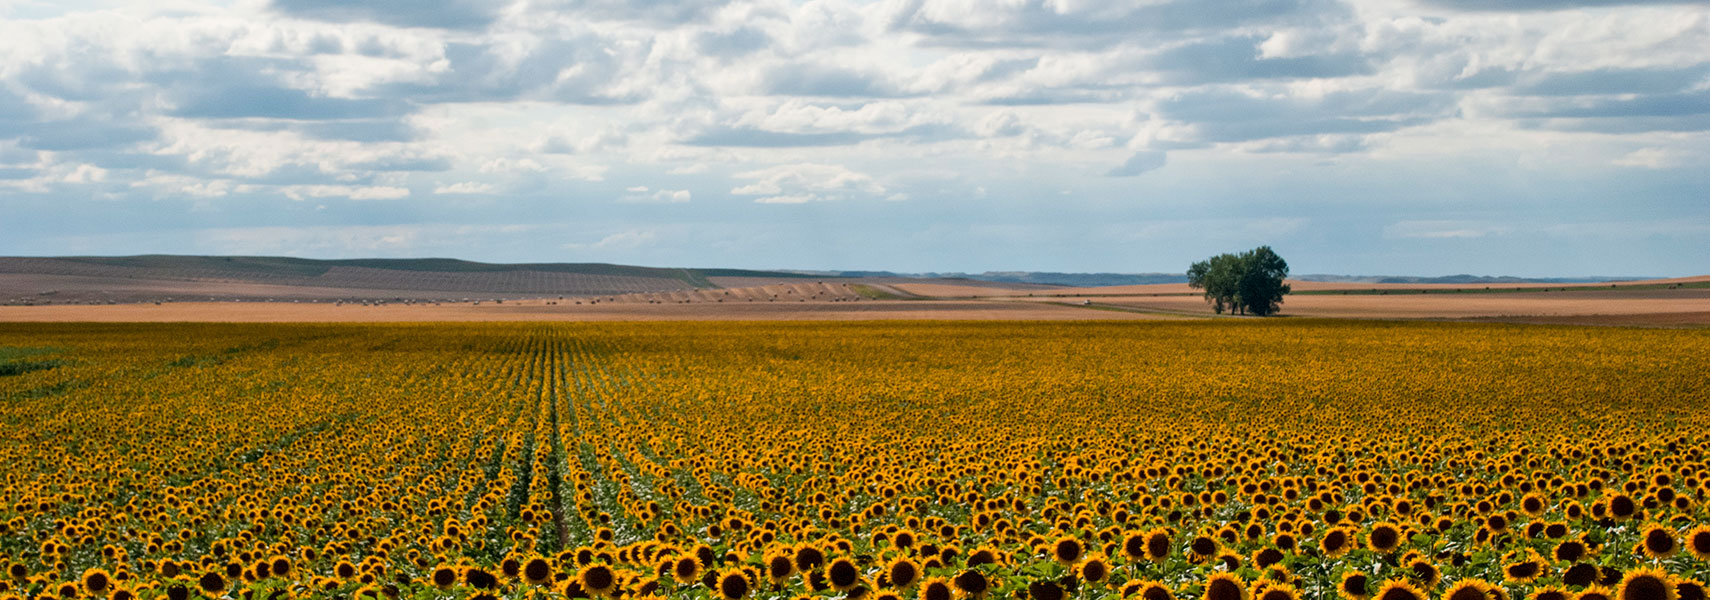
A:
902,275,1710,299
0,273,492,304
890,283,1045,297
0,299,1181,323
1020,288,1710,326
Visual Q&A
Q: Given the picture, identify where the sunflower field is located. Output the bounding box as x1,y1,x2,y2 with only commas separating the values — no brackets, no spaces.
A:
1,321,1707,600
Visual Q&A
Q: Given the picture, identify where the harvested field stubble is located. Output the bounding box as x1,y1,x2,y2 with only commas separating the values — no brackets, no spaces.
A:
0,320,1707,600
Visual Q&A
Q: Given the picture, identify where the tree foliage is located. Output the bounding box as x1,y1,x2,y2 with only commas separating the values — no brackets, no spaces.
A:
1187,246,1291,315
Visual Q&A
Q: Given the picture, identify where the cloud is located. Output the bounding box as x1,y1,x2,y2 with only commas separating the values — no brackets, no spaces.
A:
1107,151,1167,176
433,181,498,194
1512,65,1710,97
1154,87,1450,142
697,26,772,58
1414,0,1696,11
279,184,412,201
1384,221,1512,239
619,186,691,203
563,228,659,250
1148,35,1372,84
268,0,501,30
1613,147,1688,169
730,163,888,204
763,63,912,98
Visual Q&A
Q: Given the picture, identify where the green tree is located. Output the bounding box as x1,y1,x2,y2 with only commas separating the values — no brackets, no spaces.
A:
1187,246,1291,316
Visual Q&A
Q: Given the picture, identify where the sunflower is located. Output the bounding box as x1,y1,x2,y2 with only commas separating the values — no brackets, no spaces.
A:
82,569,112,597
1443,580,1492,600
1675,579,1705,600
1533,587,1573,600
1521,494,1549,517
1556,538,1591,563
1053,536,1085,565
1688,526,1710,561
1340,573,1371,600
430,566,457,589
1189,535,1220,560
463,567,498,590
1616,569,1675,600
1204,573,1248,600
718,571,751,600
827,558,861,592
1321,529,1352,558
795,546,827,573
1123,532,1149,562
673,557,702,585
1376,580,1428,600
1081,556,1111,584
1137,581,1175,600
1257,584,1302,600
966,548,1000,568
522,557,552,585
768,554,797,585
921,577,953,600
1564,564,1602,588
1608,495,1639,521
952,570,989,598
1033,580,1068,600
1406,559,1440,588
197,572,226,595
1580,587,1616,600
1145,530,1172,562
1639,526,1677,559
1368,523,1403,554
887,558,921,589
579,565,618,597
269,556,292,580
1504,553,1546,584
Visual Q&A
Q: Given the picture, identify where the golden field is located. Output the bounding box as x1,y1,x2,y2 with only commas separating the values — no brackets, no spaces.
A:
0,321,1707,600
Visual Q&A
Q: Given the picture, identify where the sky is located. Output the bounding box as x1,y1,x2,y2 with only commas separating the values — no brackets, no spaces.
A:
0,0,1705,277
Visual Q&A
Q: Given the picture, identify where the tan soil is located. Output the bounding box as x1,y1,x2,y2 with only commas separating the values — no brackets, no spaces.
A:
0,299,1181,323
1012,288,1710,325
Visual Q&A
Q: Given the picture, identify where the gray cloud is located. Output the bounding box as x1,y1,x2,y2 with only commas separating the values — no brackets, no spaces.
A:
1149,36,1373,83
373,39,643,105
1107,150,1167,176
895,0,1349,47
1518,115,1710,133
1156,88,1451,142
269,0,501,29
697,26,772,58
18,120,159,151
1513,65,1710,96
763,63,914,98
683,123,965,148
170,85,404,121
1415,0,1698,10
545,0,731,23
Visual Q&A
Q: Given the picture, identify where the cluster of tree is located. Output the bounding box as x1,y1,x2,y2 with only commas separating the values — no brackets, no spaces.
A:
1186,246,1291,316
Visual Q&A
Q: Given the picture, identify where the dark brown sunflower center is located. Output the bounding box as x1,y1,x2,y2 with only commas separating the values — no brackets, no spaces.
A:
1208,579,1244,600
1623,576,1668,600
829,561,858,587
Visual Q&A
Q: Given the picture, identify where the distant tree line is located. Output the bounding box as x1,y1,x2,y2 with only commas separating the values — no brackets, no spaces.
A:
1187,246,1291,316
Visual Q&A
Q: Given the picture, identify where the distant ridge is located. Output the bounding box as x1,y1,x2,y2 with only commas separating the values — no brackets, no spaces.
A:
789,270,1651,288
1292,274,1647,285
794,271,1190,287
0,255,819,304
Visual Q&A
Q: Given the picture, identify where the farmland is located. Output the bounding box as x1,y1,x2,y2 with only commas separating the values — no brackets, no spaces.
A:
1,321,1708,600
